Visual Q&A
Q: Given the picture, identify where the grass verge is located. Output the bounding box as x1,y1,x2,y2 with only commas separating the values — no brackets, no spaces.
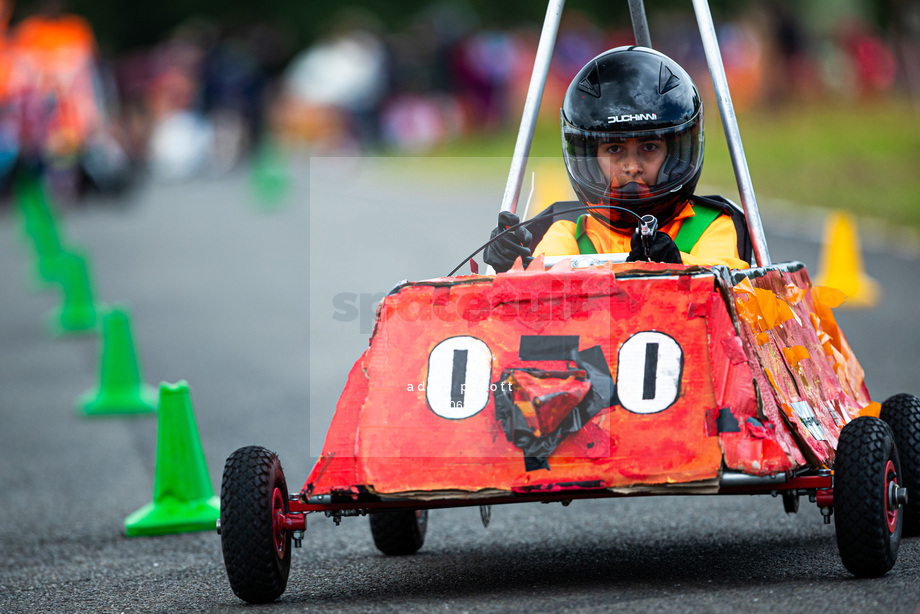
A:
423,97,920,229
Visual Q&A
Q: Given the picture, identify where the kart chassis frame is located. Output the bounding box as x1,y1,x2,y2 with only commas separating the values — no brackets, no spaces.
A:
275,472,839,539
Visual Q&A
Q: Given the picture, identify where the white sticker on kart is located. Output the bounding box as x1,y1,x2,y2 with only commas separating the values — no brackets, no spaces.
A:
616,331,683,414
790,400,827,441
426,336,492,419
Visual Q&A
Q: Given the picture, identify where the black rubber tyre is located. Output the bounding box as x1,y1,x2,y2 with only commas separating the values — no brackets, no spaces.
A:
220,446,291,603
369,510,428,555
880,393,920,536
834,417,903,577
782,491,800,514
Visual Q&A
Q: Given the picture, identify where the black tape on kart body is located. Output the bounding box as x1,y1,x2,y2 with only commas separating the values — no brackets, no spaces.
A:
525,456,550,472
643,342,660,400
494,355,612,472
717,407,741,433
573,345,617,408
518,335,581,361
450,349,468,408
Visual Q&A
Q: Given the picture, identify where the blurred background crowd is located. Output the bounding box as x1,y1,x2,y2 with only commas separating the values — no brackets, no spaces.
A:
0,0,917,202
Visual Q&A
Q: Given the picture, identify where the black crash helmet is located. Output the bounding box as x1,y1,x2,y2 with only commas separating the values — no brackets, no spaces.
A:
561,46,704,230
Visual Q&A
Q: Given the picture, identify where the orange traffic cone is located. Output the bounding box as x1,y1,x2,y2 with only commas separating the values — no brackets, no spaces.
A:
814,211,881,309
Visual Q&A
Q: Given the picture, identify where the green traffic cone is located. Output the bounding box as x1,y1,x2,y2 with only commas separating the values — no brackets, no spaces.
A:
15,174,67,286
13,170,45,242
45,248,99,335
250,138,289,209
76,305,158,416
125,381,220,537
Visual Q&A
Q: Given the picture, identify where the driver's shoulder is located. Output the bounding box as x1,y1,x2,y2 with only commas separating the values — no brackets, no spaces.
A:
534,219,579,256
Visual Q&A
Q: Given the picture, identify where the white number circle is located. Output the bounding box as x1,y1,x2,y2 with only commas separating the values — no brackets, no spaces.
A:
426,336,492,419
616,331,683,414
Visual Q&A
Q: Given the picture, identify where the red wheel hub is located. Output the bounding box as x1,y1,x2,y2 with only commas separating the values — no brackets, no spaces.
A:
272,487,287,559
884,460,900,534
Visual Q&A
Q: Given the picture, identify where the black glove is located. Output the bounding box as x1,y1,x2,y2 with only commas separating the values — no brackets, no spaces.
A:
483,211,533,273
627,230,682,264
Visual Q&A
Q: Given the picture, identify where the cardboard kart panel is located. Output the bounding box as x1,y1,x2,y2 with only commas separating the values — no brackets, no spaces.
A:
729,265,873,467
304,261,872,500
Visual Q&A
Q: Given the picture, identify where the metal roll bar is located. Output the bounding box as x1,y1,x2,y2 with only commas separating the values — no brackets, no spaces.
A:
498,0,773,268
628,0,652,48
691,0,772,266
499,0,566,216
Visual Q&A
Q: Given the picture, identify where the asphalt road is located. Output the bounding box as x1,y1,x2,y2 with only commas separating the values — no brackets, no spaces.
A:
1,157,919,613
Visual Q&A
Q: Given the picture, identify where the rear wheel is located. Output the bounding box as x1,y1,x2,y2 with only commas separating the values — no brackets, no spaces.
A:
834,417,903,577
880,393,920,536
369,509,428,555
781,491,799,514
220,446,291,603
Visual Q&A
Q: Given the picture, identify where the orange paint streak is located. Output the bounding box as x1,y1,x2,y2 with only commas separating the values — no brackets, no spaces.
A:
781,345,810,370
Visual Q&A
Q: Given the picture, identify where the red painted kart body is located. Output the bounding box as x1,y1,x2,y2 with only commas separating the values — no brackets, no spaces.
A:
300,258,872,506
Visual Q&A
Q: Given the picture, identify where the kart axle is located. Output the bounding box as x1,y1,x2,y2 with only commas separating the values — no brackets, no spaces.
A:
281,513,306,532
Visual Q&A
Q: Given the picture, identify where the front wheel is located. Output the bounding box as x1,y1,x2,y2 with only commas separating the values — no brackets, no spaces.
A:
880,393,920,536
220,446,291,603
369,509,428,555
834,417,904,577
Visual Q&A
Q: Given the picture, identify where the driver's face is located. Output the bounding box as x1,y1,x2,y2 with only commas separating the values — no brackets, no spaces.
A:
595,136,667,189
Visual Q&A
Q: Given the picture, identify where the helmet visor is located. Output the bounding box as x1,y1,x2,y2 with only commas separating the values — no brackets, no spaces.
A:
561,113,703,207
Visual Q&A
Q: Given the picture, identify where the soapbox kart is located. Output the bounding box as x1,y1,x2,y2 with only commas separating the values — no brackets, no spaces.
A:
217,0,920,604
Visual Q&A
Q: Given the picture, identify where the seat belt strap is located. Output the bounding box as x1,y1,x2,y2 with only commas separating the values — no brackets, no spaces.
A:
674,204,721,253
574,215,597,255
